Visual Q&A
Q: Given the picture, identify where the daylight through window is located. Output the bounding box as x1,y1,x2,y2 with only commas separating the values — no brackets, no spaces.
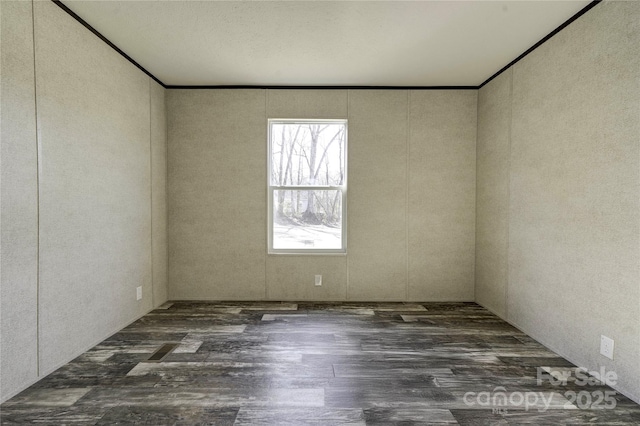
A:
268,120,347,254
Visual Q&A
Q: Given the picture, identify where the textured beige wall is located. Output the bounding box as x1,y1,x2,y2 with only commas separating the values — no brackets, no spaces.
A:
409,91,476,301
266,256,348,301
167,90,267,300
0,0,39,401
151,81,168,306
475,70,512,317
347,90,409,300
168,89,476,301
267,89,347,119
1,1,168,401
475,0,640,403
34,0,154,374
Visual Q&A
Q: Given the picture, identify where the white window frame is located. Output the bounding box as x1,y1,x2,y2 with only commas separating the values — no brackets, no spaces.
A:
267,119,347,255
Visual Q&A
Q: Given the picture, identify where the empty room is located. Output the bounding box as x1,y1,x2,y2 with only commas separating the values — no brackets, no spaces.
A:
1,0,639,424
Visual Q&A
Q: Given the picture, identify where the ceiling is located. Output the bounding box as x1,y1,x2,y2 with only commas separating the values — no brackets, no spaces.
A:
62,0,593,87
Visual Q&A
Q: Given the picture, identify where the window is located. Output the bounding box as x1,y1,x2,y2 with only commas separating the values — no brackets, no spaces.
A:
268,119,347,254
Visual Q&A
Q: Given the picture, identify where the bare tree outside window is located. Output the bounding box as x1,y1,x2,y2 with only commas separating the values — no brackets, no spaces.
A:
268,120,347,253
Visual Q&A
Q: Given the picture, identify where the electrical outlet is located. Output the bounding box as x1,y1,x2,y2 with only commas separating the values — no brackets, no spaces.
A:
315,275,322,286
136,286,143,301
600,335,614,360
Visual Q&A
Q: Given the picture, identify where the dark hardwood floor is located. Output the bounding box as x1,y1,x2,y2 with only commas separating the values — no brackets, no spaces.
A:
2,302,639,425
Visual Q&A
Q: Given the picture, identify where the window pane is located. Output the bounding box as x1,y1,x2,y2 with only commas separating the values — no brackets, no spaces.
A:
270,123,346,186
273,189,343,250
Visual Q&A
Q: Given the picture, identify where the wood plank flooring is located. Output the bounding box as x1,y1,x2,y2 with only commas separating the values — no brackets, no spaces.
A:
2,302,639,425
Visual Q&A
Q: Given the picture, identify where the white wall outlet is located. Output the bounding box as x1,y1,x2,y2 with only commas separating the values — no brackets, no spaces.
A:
600,335,614,360
136,286,143,301
315,275,322,286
